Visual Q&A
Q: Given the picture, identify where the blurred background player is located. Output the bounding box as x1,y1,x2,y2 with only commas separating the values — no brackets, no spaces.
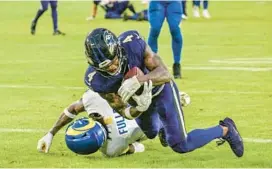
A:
31,0,65,35
193,0,211,18
86,0,137,21
123,0,148,22
148,1,183,79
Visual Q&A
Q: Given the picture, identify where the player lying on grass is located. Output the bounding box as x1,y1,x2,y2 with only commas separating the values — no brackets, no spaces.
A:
37,89,147,157
37,86,190,157
86,0,137,21
83,28,244,157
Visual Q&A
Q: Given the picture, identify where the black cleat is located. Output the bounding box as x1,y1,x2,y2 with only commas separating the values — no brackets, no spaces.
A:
158,128,168,147
31,21,36,35
123,13,128,21
217,117,244,157
173,63,181,79
53,30,66,36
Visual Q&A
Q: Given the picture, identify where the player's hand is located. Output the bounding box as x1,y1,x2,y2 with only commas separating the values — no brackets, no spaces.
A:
37,132,53,153
132,80,153,112
118,76,141,103
179,91,191,107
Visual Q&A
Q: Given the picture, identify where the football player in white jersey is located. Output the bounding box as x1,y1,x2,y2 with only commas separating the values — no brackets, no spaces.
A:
37,86,190,157
37,89,146,157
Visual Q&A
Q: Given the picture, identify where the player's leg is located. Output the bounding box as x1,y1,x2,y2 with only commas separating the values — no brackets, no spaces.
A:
50,1,65,35
31,0,49,35
127,1,136,14
142,9,148,21
182,0,188,19
157,82,244,157
135,102,161,139
202,0,211,18
105,11,123,19
123,13,139,21
147,1,165,53
123,10,148,21
50,1,58,32
166,1,183,79
192,0,200,17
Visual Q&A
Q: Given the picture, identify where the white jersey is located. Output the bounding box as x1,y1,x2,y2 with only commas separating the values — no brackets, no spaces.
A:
82,89,145,157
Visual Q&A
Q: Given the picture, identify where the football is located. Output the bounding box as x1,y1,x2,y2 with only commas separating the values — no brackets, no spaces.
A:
124,67,145,106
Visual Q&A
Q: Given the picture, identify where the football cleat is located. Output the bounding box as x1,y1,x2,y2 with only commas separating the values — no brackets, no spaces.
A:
53,30,66,36
31,21,36,35
158,128,168,147
173,63,181,79
203,10,211,19
217,117,244,157
193,6,200,18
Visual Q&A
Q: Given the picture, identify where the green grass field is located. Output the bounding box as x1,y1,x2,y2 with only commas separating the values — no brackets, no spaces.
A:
0,1,271,168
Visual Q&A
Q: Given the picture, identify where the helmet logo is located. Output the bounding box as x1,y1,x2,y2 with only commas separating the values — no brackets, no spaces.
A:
104,31,116,56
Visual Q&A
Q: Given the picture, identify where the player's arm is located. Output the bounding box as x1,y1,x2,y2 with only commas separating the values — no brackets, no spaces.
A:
49,99,85,136
137,44,172,86
37,100,85,153
99,93,144,119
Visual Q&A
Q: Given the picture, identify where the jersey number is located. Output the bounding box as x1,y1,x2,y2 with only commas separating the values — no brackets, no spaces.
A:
88,72,96,83
122,35,134,43
122,33,142,44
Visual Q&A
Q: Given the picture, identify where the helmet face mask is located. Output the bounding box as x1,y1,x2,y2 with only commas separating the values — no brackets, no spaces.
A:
84,28,127,77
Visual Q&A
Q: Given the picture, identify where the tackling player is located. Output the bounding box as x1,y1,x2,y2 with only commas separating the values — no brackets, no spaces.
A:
37,89,147,157
83,28,244,157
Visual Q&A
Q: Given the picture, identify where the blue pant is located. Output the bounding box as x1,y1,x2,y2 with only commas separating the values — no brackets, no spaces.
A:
105,12,122,19
33,0,58,31
136,81,224,153
40,0,57,11
148,1,183,64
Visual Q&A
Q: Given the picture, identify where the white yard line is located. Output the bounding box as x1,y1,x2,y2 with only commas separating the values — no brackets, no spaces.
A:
0,128,271,144
209,60,272,64
182,66,272,71
0,84,270,95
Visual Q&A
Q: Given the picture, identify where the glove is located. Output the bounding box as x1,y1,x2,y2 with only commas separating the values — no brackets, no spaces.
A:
131,80,153,112
37,132,53,153
118,76,141,103
179,91,191,107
